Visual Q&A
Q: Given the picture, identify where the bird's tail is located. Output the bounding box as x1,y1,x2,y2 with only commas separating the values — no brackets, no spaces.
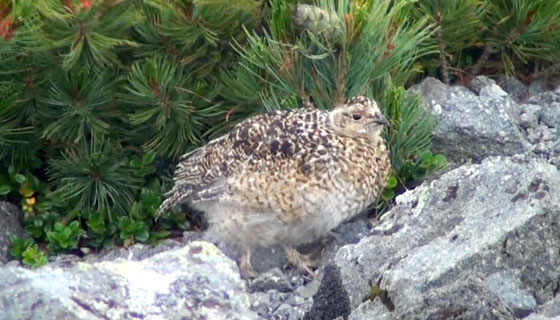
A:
155,189,192,219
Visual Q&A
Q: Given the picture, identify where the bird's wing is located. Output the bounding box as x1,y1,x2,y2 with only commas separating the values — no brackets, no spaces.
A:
170,111,293,190
158,109,342,214
191,110,346,205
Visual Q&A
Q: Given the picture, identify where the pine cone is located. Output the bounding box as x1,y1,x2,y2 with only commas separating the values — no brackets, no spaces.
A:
291,4,342,38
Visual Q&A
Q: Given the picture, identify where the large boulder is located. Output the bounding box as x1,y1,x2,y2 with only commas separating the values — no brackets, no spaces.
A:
410,77,530,163
0,201,24,265
0,241,257,320
332,155,560,319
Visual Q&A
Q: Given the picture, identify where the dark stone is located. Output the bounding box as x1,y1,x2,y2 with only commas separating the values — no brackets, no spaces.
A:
303,264,351,320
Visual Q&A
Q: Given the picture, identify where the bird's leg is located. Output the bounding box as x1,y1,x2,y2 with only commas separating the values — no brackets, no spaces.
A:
239,248,259,279
283,245,318,279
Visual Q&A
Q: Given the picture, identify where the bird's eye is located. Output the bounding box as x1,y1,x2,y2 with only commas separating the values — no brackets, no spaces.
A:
352,114,361,120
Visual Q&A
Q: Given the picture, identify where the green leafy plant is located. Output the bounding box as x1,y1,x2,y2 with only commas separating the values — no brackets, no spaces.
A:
10,235,47,268
381,174,398,202
408,0,488,83
9,235,34,259
46,221,83,252
85,210,117,248
21,244,48,269
130,152,157,178
118,217,150,245
23,210,62,241
400,151,447,183
377,86,447,209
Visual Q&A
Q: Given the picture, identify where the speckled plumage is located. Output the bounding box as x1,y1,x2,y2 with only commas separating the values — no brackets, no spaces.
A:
158,96,391,276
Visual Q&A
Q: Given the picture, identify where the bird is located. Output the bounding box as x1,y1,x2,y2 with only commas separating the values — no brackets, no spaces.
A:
157,96,391,278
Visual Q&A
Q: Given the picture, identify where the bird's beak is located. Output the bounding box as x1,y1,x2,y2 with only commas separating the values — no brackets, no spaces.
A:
370,113,389,126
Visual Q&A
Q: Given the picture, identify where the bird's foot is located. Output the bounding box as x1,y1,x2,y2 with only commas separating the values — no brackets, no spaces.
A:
239,249,259,279
283,245,319,279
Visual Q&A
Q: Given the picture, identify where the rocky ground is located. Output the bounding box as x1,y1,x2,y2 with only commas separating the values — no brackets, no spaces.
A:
1,76,560,320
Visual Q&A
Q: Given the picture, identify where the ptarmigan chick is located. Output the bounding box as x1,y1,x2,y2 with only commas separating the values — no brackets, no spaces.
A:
157,96,391,278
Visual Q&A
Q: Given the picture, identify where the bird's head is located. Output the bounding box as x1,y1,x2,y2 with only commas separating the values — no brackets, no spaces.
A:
328,96,389,141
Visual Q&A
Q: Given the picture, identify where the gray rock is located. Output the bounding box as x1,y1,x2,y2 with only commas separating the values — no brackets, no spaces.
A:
469,75,497,94
349,300,392,320
514,98,560,168
528,80,548,99
410,77,529,163
532,295,560,319
486,271,537,317
2,260,20,268
296,279,321,299
527,91,560,107
498,76,528,102
518,104,542,130
541,102,560,129
251,289,290,317
0,201,24,264
0,241,257,320
213,241,286,276
273,302,308,320
334,156,560,319
249,268,293,293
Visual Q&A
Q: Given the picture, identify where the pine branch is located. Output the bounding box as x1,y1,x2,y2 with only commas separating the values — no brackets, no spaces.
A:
224,0,433,111
381,87,437,175
433,12,449,84
478,0,560,76
122,55,223,159
30,0,142,70
135,0,261,79
47,139,140,217
410,0,486,83
39,68,122,146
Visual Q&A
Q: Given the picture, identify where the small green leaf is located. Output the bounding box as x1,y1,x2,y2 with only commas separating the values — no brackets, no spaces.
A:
9,236,34,259
177,221,190,230
150,230,171,239
8,166,15,180
68,220,80,230
130,202,142,218
130,159,142,169
33,219,44,227
412,167,427,181
14,173,26,184
26,174,38,190
432,154,447,168
21,245,47,268
19,182,34,198
386,176,398,189
382,189,395,201
142,152,156,165
135,229,150,242
25,225,43,238
0,185,11,195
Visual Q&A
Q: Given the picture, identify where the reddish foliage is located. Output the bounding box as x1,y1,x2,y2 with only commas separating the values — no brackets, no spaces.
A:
0,15,14,40
80,0,92,9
